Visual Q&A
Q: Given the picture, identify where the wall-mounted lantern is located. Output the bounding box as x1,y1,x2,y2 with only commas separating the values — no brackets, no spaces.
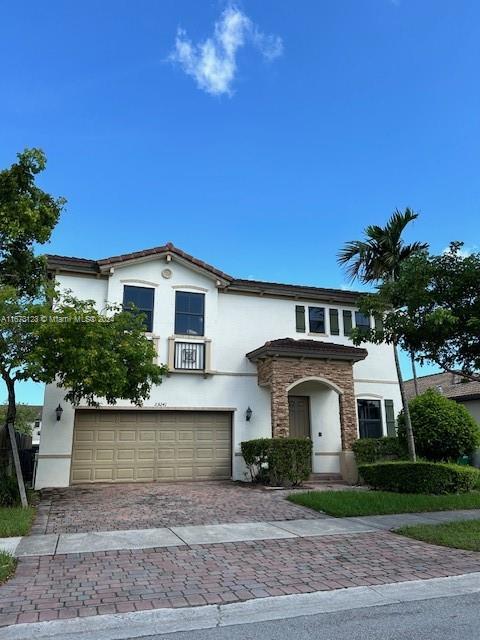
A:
55,404,63,422
245,406,252,422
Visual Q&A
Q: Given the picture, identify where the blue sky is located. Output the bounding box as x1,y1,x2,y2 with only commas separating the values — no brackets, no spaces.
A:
1,0,479,404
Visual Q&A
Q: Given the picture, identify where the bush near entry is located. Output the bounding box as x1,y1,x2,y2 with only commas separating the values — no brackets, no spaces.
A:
358,461,480,495
352,437,407,464
398,389,480,462
241,437,312,487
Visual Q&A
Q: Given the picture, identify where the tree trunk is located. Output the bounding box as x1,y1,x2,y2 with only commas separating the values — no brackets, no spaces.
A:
3,375,28,507
411,352,419,396
393,342,417,461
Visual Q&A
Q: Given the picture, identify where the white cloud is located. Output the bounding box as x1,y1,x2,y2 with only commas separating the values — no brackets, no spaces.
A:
442,244,476,258
170,4,283,96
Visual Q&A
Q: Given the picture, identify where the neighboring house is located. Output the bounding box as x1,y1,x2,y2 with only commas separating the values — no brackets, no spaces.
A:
35,243,401,489
0,405,42,443
405,372,480,424
31,410,43,446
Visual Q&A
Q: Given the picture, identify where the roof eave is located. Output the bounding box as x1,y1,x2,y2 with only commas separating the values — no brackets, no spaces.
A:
246,347,367,363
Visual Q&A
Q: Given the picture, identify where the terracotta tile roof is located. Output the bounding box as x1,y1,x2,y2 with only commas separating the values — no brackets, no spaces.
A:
246,338,368,362
405,372,480,402
46,243,364,304
228,279,362,304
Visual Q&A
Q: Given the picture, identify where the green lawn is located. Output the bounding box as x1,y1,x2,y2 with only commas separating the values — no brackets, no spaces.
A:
0,506,36,537
0,551,16,584
288,490,480,517
397,520,480,551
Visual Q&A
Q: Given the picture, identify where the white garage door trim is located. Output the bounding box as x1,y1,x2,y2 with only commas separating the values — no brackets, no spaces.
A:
70,409,232,484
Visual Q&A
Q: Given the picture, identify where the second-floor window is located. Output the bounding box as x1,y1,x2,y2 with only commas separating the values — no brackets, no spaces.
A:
123,285,154,332
308,306,325,333
175,291,205,336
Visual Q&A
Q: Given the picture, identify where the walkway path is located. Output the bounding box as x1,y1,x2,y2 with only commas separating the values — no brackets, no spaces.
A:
2,509,479,557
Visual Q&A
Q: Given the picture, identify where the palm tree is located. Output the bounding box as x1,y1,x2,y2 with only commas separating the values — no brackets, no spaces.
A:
338,208,428,461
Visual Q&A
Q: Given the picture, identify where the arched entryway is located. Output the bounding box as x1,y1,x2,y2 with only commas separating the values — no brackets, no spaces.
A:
246,338,368,482
287,377,342,474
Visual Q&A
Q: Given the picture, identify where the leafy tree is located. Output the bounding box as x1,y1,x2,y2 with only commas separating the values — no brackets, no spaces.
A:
0,149,65,295
397,389,480,462
0,148,168,504
364,243,480,382
338,208,428,460
0,404,39,435
0,285,168,436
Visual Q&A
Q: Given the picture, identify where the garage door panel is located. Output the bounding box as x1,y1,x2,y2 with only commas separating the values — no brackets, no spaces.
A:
116,449,135,461
93,468,114,481
95,449,115,461
71,410,231,484
138,449,155,461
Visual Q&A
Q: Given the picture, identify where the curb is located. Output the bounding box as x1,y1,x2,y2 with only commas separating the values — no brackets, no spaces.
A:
2,572,480,640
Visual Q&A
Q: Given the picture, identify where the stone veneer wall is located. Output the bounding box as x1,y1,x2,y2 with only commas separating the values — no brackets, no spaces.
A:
256,356,358,450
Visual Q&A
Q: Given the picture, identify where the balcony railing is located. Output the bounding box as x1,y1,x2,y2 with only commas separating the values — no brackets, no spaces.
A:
174,341,205,371
167,337,212,374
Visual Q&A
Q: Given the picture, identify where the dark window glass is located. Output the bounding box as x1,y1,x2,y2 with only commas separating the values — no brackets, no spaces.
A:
329,309,339,335
123,285,154,332
355,311,371,335
309,307,325,333
175,291,205,336
295,305,306,332
357,399,383,438
343,310,353,336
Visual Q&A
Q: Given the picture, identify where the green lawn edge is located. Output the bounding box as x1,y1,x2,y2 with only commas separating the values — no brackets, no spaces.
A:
287,490,480,517
396,519,480,551
0,551,17,584
0,506,37,537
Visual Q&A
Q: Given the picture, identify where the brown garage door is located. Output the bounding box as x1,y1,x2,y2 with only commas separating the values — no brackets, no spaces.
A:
70,410,232,484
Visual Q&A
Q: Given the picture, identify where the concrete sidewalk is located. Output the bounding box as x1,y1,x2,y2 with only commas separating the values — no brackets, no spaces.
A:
1,509,479,557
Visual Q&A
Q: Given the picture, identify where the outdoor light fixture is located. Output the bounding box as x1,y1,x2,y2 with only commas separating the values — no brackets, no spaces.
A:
55,404,63,421
245,406,252,422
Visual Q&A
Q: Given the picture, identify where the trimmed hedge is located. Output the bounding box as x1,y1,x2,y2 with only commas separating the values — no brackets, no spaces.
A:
352,437,407,464
241,438,312,487
358,461,480,495
398,389,480,462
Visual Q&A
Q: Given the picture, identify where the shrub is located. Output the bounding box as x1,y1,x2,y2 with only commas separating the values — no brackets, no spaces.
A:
358,461,480,495
0,474,20,507
240,438,271,483
241,438,312,487
352,437,407,464
398,389,480,462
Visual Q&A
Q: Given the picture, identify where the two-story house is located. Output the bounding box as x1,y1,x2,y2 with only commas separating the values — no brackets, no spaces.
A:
35,243,401,489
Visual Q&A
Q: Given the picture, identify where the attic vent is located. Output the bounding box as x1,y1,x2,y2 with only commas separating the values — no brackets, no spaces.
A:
162,268,173,279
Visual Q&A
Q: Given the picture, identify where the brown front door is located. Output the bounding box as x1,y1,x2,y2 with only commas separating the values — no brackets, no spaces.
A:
288,396,311,438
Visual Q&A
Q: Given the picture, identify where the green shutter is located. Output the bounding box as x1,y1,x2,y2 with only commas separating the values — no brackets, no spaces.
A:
374,314,384,332
295,305,306,333
329,309,339,335
384,399,396,436
343,310,353,336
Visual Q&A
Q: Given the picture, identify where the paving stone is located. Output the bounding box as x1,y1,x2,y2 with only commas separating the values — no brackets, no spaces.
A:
1,531,479,627
38,481,323,534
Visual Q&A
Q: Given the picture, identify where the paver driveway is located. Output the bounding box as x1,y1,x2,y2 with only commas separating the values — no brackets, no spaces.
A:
1,531,479,626
33,481,323,534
